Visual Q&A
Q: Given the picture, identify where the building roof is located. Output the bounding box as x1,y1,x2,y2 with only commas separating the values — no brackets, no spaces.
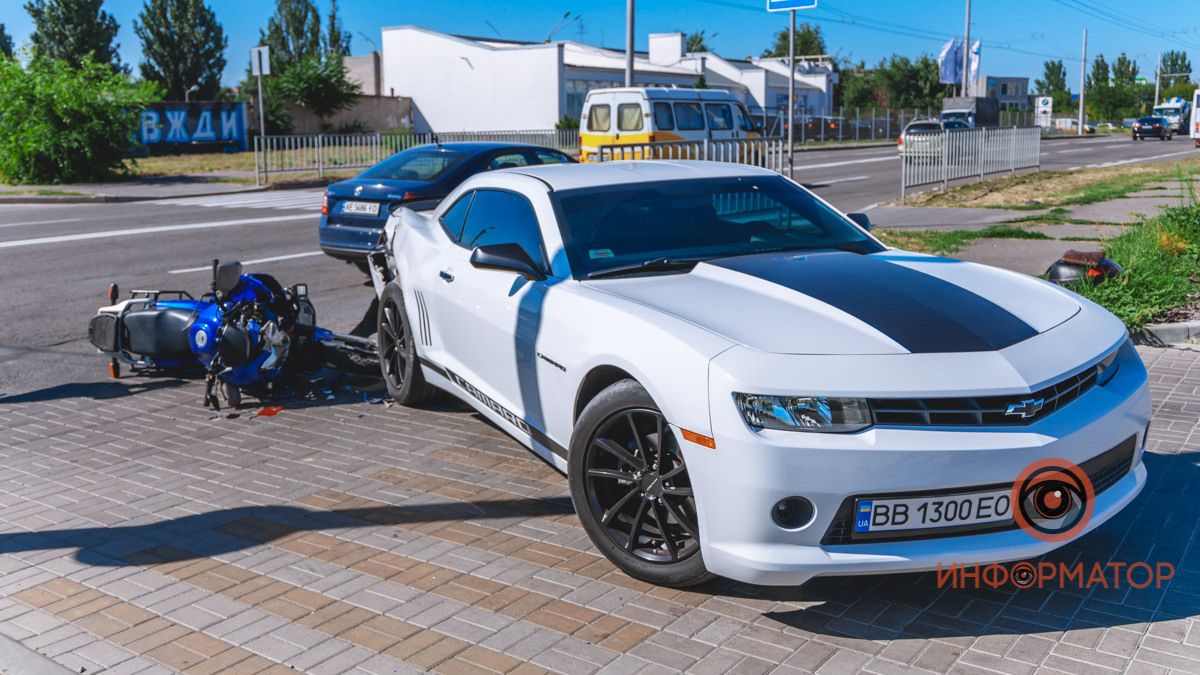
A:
507,161,771,191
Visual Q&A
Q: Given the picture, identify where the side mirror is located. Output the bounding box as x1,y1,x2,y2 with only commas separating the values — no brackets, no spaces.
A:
469,243,546,281
847,212,872,232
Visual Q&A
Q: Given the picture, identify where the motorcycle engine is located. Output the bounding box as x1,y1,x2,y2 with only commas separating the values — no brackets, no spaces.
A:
218,317,290,369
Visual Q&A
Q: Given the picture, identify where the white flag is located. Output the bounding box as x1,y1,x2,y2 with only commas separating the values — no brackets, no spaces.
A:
938,38,961,85
968,40,982,94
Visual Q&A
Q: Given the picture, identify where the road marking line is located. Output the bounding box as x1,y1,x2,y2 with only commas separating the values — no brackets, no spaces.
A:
1085,150,1196,169
814,175,870,185
0,217,81,229
168,251,324,274
0,214,312,250
793,156,898,170
1055,148,1093,154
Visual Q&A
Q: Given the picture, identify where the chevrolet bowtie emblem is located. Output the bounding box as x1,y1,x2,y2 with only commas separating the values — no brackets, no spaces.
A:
1005,398,1046,419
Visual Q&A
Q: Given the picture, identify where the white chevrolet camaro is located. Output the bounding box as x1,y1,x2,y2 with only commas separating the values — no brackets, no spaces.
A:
367,161,1151,587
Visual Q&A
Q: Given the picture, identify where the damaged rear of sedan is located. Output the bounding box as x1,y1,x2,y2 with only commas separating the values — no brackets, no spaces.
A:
366,161,1151,587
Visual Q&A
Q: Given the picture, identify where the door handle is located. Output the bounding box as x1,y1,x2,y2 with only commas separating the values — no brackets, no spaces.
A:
439,270,454,282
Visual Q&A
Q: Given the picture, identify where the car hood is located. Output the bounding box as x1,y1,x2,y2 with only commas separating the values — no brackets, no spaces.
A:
328,178,434,200
586,250,1081,355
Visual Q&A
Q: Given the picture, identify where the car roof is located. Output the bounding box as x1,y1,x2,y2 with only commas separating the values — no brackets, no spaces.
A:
506,161,776,191
407,142,565,153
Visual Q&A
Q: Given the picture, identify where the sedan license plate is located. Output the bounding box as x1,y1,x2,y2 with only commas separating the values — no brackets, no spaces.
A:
342,200,380,216
854,488,1012,535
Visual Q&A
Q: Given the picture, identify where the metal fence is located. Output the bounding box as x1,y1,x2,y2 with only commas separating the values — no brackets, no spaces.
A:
900,127,1041,202
253,129,580,184
757,106,1037,142
595,137,790,174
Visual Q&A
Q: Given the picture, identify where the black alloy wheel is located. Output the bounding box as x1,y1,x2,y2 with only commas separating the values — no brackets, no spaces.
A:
569,380,710,587
376,283,435,405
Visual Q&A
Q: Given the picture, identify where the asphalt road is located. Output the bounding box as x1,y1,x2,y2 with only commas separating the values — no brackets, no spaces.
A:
1,134,1196,396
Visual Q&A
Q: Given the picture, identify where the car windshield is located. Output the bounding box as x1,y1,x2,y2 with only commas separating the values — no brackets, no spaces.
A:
359,147,467,181
552,176,884,279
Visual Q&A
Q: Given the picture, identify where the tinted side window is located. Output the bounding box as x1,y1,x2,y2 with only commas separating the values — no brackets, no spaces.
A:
653,102,675,130
487,152,530,170
534,150,572,165
705,104,733,130
459,190,547,269
587,104,611,131
439,192,474,241
675,102,705,130
618,103,644,131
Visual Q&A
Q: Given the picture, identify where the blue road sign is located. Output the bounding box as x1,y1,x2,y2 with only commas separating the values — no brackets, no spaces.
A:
767,0,817,11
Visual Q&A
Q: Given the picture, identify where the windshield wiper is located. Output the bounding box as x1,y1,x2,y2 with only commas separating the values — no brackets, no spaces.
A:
586,257,705,280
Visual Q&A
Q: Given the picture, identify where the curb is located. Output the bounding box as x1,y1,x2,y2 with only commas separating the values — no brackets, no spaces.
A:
0,184,272,205
0,632,72,674
1139,320,1200,347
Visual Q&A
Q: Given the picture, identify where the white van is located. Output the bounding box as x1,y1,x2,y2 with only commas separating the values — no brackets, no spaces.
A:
579,87,758,162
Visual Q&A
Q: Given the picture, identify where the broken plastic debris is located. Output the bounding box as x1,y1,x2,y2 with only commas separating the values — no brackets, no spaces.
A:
253,405,285,417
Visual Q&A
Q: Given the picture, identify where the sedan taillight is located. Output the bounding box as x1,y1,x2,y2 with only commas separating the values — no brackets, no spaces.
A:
321,193,329,216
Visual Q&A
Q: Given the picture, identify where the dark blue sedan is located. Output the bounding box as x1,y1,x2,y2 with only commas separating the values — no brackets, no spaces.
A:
319,142,575,268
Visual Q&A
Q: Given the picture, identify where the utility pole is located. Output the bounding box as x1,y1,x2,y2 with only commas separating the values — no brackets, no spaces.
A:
1153,52,1162,105
1078,29,1087,136
961,0,972,96
624,0,635,87
787,9,796,179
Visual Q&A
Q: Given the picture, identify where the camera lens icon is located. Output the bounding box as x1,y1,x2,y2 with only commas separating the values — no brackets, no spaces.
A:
1012,459,1095,543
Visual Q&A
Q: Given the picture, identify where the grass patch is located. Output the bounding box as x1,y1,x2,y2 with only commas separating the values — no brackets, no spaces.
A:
875,224,1051,255
903,159,1200,210
1070,203,1200,330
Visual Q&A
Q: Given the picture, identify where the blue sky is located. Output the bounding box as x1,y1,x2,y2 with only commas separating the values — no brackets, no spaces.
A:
2,0,1199,89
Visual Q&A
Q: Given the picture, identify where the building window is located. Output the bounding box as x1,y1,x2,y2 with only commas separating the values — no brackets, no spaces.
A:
618,104,644,131
587,105,611,132
1001,83,1009,95
653,102,675,130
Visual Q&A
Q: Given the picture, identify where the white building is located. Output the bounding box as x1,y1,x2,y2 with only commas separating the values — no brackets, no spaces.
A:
378,27,837,132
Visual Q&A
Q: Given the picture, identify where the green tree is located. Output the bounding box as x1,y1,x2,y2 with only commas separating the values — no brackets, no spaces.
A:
261,0,322,68
762,23,825,58
134,0,227,100
0,56,158,183
25,0,121,69
0,24,13,58
1035,59,1072,113
1087,54,1110,89
275,53,359,129
324,0,351,55
685,29,712,53
1159,50,1191,90
1112,53,1138,87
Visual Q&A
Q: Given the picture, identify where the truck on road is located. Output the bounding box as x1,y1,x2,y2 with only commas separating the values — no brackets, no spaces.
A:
1152,97,1192,135
941,97,1000,129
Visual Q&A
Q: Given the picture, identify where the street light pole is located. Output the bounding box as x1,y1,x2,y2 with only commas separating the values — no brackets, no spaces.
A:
787,9,795,179
961,0,971,97
624,0,635,87
1078,29,1087,136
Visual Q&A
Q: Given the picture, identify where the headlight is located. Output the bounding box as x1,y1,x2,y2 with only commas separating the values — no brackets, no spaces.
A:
1096,339,1130,386
734,394,872,433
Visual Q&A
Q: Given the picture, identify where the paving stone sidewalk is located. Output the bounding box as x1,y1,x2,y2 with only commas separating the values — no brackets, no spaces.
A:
0,346,1199,674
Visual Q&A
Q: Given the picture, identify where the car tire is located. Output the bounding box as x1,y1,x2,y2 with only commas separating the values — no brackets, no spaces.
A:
569,379,712,588
376,283,437,405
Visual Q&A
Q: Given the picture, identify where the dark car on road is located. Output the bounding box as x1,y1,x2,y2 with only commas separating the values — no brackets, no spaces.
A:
1132,116,1173,141
319,142,575,269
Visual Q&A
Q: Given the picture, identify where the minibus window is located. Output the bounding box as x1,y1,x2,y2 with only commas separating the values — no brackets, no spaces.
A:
736,103,755,131
653,102,675,130
705,104,733,130
618,104,644,131
587,105,611,132
674,102,705,130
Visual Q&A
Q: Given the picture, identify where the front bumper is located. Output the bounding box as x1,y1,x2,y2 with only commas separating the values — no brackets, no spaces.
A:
687,337,1151,587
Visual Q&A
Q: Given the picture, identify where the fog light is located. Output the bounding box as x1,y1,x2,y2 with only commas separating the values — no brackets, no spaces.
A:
772,497,815,530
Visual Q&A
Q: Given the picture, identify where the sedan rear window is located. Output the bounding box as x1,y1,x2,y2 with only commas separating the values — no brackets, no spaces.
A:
906,123,941,134
360,148,466,181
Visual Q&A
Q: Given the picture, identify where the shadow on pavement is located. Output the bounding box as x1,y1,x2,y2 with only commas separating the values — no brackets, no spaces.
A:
0,378,190,404
0,497,575,567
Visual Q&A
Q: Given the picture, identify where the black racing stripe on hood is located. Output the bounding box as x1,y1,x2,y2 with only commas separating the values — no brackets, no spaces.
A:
708,251,1038,353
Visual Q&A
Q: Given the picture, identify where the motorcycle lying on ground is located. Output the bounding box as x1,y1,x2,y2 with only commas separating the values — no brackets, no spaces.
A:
87,260,376,410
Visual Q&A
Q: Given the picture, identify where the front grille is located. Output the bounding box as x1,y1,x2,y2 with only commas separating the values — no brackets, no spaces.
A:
869,363,1101,427
820,435,1137,545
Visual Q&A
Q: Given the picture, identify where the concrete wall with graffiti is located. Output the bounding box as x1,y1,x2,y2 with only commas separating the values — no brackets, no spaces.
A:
139,101,248,154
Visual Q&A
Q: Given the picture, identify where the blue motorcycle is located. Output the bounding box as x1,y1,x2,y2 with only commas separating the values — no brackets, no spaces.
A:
87,260,375,410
